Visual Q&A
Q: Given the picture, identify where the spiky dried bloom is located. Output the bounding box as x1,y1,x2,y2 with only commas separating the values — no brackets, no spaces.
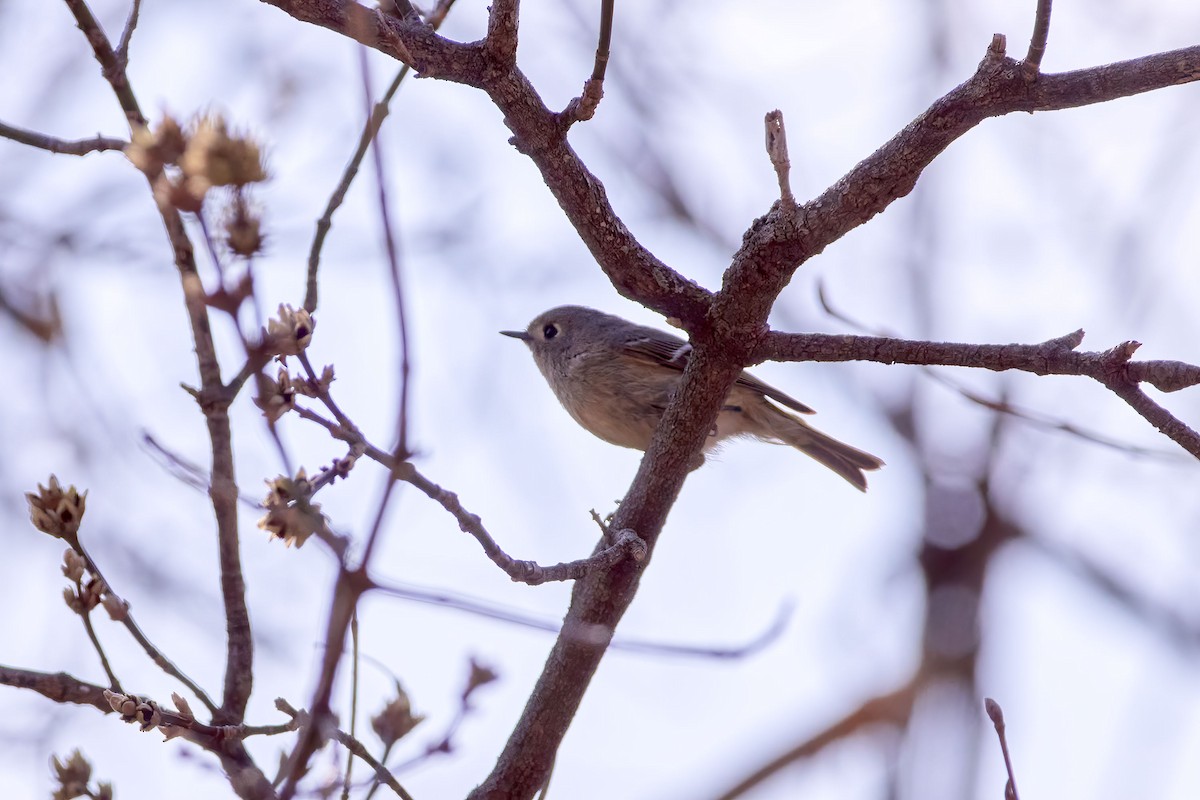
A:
371,686,424,747
258,469,325,548
266,303,315,356
27,475,87,541
180,115,267,190
50,749,92,800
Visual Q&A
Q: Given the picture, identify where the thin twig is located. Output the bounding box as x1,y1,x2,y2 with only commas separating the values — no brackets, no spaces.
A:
305,0,459,313
114,0,143,67
294,403,647,582
61,0,145,126
1024,0,1052,74
78,611,122,692
374,579,790,659
557,0,612,124
72,542,219,715
331,727,415,800
359,40,412,564
341,612,361,800
0,120,127,155
984,698,1020,800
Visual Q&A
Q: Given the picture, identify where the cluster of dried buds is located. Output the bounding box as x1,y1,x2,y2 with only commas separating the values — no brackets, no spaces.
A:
103,690,165,733
254,359,334,423
126,114,267,257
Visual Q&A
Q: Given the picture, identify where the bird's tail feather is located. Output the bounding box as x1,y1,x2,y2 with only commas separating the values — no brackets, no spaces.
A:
760,408,884,492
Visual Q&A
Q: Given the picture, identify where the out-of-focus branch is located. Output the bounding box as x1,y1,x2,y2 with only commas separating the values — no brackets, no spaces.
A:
714,677,920,800
0,120,126,155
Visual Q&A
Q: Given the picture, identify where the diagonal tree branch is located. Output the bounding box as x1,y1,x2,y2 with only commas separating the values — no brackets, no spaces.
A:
65,0,255,736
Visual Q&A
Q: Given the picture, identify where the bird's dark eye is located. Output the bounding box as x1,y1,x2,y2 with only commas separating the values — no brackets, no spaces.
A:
543,323,559,340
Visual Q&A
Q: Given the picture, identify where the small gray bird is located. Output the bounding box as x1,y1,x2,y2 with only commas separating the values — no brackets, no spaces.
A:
501,305,884,491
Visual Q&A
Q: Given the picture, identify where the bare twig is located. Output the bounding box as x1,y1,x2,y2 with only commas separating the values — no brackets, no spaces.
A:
375,579,792,659
114,0,143,67
341,613,361,800
984,698,1020,800
62,0,145,126
0,120,127,155
72,542,219,715
557,0,612,125
305,0,459,313
77,609,122,692
1023,0,1052,74
294,402,648,582
332,726,415,800
360,35,414,513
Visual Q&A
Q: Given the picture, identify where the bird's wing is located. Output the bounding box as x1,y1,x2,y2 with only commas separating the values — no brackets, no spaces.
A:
622,329,815,415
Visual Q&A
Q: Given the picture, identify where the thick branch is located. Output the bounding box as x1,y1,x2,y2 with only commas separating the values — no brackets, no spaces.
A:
755,330,1200,457
753,329,1200,392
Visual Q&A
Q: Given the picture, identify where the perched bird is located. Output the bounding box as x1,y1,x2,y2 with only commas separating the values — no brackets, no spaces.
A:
502,305,883,491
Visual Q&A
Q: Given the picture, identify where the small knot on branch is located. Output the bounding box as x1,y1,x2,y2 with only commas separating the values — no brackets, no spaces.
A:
1040,329,1084,351
764,109,795,207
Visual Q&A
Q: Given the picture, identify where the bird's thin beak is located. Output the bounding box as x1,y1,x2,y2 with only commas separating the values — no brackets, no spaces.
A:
500,330,533,341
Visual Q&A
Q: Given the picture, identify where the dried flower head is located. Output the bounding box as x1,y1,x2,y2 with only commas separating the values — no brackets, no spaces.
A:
126,115,187,175
371,685,424,747
50,749,92,800
258,470,325,548
266,303,315,357
180,115,267,190
26,475,87,541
